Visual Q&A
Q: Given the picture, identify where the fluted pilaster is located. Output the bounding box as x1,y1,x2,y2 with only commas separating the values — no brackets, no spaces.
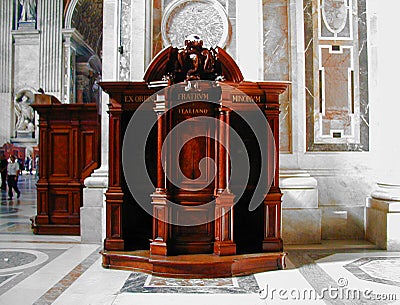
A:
0,0,13,93
39,0,62,97
0,0,13,145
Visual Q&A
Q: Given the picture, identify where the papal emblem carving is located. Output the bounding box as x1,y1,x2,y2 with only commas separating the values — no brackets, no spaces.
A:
163,34,223,84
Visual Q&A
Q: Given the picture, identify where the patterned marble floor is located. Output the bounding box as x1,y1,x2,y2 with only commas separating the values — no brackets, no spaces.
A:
1,175,400,304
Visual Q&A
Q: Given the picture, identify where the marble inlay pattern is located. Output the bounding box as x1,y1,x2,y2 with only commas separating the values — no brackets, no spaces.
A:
289,250,395,305
0,251,37,270
121,272,259,294
0,249,65,297
304,0,369,151
319,0,352,39
0,207,18,214
145,276,239,287
0,222,32,234
33,246,101,305
0,273,20,287
0,249,48,273
344,257,400,287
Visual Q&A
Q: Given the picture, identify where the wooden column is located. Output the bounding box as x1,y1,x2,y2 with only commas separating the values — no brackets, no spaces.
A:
150,93,169,255
214,106,236,256
35,113,50,225
104,96,124,250
262,89,283,253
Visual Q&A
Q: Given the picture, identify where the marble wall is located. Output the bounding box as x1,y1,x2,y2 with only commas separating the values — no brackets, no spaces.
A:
278,0,376,244
262,0,291,152
12,32,40,92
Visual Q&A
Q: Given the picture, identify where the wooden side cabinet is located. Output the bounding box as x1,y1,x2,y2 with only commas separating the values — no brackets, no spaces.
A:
31,94,100,235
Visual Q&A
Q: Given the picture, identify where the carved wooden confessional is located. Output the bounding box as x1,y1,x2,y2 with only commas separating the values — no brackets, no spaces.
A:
101,38,288,277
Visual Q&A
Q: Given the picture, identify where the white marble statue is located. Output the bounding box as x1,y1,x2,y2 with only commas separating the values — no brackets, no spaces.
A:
19,0,37,22
15,95,35,132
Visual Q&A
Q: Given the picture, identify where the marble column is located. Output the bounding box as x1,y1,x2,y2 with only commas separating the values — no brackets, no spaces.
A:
81,0,119,243
62,29,95,104
236,0,263,80
365,0,400,251
130,0,146,80
0,0,13,145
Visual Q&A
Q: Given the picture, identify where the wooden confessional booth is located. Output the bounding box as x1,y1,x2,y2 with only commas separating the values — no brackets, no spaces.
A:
101,38,288,278
31,94,100,235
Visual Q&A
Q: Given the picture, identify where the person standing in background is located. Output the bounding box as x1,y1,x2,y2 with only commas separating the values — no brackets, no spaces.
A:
17,155,24,175
35,155,39,179
29,156,33,175
24,156,30,172
0,154,7,190
7,155,21,200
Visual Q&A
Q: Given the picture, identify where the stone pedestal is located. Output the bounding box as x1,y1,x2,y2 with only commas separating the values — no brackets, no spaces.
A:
10,137,37,158
280,170,320,244
81,167,108,243
366,183,400,251
18,21,36,30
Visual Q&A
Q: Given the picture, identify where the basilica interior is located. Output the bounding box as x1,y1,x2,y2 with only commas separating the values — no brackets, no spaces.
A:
1,0,400,304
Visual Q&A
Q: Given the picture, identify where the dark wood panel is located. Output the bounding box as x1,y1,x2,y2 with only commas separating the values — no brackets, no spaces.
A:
50,132,70,177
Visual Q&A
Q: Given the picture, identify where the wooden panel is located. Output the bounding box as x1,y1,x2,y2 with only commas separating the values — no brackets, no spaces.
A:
81,130,98,178
50,131,70,177
52,193,69,213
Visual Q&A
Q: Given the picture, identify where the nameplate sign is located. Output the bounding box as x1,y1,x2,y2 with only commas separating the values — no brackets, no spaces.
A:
176,92,210,101
170,85,222,102
176,108,210,115
231,94,264,103
123,95,154,103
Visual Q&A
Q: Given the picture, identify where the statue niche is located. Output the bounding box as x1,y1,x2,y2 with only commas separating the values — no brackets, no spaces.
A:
14,90,35,138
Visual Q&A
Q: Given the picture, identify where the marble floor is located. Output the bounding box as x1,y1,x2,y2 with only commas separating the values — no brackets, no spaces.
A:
1,175,400,304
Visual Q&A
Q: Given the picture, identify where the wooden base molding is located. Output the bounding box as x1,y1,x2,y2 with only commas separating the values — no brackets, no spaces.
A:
101,250,286,278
